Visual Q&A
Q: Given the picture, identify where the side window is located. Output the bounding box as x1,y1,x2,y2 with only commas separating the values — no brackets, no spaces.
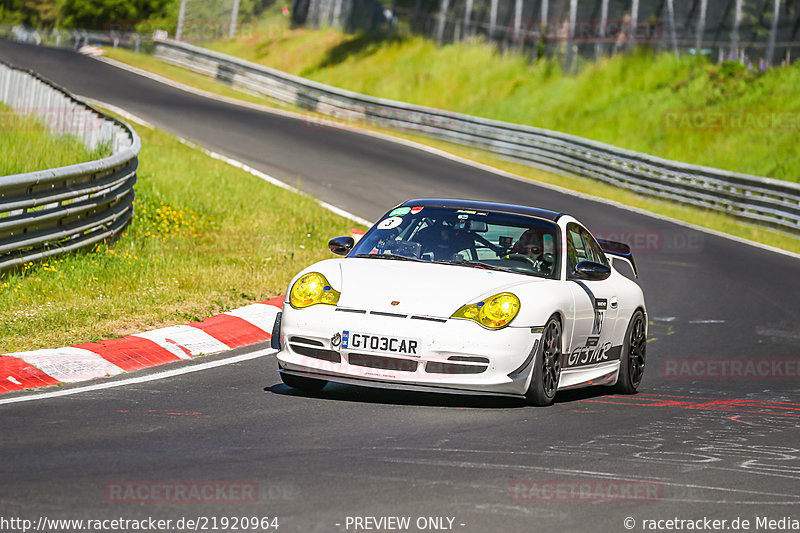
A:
580,227,609,266
567,223,608,275
566,223,588,273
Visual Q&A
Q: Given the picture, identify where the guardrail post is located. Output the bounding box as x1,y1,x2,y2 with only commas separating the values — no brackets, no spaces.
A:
333,0,344,29
595,0,609,59
666,0,679,55
695,0,708,53
730,0,743,57
766,0,781,65
176,0,186,40
230,0,241,38
1,64,9,103
464,0,473,37
436,0,450,45
565,0,578,71
540,0,548,29
488,0,498,40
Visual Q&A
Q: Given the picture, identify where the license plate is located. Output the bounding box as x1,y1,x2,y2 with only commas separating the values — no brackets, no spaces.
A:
342,331,421,357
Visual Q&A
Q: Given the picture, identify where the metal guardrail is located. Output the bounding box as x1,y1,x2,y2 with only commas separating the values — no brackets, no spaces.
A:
154,39,800,234
1,24,142,51
0,61,140,270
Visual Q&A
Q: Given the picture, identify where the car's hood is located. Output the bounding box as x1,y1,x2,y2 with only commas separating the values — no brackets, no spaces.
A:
335,258,546,318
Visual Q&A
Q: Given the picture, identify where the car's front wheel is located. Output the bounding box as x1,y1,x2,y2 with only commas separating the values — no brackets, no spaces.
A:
280,372,328,393
526,316,562,406
615,310,646,394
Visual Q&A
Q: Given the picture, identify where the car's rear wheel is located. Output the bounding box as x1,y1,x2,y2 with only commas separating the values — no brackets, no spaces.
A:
615,310,646,394
280,372,328,392
526,316,562,406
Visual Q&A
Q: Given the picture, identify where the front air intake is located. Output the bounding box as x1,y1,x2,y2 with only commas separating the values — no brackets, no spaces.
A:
348,353,418,372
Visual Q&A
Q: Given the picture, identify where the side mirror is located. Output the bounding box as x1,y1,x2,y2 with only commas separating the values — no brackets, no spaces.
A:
328,236,355,256
572,260,611,281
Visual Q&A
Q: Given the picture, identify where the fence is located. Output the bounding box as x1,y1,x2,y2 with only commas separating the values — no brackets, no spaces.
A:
154,39,800,233
299,0,800,69
0,61,140,270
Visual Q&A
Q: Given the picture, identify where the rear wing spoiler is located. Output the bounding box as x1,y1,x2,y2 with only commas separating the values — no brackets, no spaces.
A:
597,239,638,278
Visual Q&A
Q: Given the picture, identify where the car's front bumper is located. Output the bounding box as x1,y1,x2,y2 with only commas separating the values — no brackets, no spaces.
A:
274,304,542,397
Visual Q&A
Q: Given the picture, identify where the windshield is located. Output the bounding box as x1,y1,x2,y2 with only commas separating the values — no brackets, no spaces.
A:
350,205,560,279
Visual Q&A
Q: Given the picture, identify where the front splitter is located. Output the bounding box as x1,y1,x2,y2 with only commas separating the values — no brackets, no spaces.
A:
279,368,525,399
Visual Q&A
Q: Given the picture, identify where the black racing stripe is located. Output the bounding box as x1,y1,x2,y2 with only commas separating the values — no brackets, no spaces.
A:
571,280,595,308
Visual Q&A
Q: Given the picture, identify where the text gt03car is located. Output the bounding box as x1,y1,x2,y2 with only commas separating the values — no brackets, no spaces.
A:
273,199,647,406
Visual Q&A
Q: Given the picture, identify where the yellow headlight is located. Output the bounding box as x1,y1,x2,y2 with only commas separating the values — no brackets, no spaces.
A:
451,292,520,330
289,272,340,309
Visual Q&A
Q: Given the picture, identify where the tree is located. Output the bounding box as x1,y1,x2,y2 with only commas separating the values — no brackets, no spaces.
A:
59,0,172,29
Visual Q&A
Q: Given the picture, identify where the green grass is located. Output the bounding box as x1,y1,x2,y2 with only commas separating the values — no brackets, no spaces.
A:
101,45,800,255
203,23,800,183
0,117,360,352
0,105,110,174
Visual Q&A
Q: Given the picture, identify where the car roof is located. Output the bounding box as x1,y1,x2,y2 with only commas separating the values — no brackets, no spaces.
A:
398,199,563,222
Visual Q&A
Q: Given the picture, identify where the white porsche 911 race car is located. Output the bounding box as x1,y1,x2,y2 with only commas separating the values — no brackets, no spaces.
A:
272,199,646,405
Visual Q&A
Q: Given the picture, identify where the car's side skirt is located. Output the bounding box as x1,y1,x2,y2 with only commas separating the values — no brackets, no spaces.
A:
558,361,620,390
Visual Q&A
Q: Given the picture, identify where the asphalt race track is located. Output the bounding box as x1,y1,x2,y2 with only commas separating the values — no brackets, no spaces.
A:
1,40,799,532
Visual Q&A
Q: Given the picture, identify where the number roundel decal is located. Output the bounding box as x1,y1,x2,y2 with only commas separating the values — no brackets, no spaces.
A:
377,216,403,230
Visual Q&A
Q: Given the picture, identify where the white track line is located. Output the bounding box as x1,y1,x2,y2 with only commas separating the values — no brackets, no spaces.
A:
86,99,155,129
82,97,372,228
92,54,800,261
0,348,276,405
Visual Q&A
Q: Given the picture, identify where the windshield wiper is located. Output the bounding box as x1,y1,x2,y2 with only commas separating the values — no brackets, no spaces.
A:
437,259,517,274
355,253,425,262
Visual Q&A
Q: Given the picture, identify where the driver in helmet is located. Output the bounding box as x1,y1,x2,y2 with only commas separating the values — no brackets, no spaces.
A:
510,229,542,258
